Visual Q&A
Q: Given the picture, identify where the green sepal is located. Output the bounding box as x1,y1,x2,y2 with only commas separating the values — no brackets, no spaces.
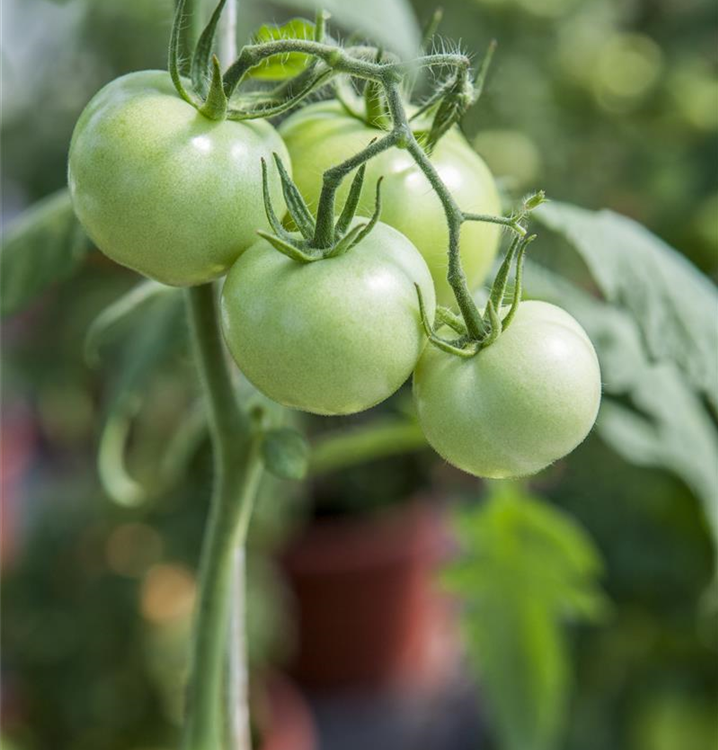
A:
198,55,228,120
409,75,454,125
324,222,366,259
334,164,366,237
333,76,365,121
480,298,502,349
488,234,519,311
227,67,334,121
436,306,468,335
346,177,384,250
261,428,310,480
256,231,317,263
191,0,227,96
424,70,473,154
260,158,293,241
273,153,315,241
169,0,199,107
501,235,533,331
416,284,478,358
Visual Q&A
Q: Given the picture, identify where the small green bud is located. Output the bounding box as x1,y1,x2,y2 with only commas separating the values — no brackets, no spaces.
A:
261,428,310,480
524,191,547,211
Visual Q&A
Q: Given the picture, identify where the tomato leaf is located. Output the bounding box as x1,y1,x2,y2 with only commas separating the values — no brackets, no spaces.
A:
1,189,92,317
94,288,187,505
443,484,608,750
85,279,177,366
263,0,421,59
525,260,718,564
534,202,718,414
249,19,316,80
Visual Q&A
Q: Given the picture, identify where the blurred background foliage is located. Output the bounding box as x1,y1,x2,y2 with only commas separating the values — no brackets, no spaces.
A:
1,1,717,749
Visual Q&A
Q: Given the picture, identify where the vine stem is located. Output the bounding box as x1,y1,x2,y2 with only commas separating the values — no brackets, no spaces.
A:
224,37,523,337
183,284,261,750
215,5,256,748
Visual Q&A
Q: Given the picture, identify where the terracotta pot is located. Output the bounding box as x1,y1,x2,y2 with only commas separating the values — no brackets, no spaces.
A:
258,673,316,750
281,499,456,691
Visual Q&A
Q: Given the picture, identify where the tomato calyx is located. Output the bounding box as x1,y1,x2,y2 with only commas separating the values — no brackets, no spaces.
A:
331,38,497,156
418,189,549,357
170,0,229,120
258,154,384,263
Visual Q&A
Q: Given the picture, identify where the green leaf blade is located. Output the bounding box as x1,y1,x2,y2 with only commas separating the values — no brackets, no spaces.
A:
535,202,718,412
1,190,92,317
444,484,608,750
249,19,316,81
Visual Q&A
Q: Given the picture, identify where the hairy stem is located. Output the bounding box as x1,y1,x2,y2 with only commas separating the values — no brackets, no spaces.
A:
313,131,399,248
463,212,527,236
381,78,485,338
225,34,499,335
215,4,255,748
183,284,260,750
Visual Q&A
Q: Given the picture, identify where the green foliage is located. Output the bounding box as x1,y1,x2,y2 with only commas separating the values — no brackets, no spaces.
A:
84,279,177,366
536,202,718,412
529,205,718,561
1,189,92,316
268,0,420,58
249,19,316,80
91,285,188,506
443,483,608,750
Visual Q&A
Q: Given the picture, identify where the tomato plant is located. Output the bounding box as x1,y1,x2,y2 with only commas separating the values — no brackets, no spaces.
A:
7,0,608,747
68,70,288,286
413,300,602,478
279,100,502,305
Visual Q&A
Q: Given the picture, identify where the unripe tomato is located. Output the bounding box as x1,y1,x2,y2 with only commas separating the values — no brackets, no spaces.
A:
413,301,602,478
279,101,501,305
68,70,289,286
220,221,436,415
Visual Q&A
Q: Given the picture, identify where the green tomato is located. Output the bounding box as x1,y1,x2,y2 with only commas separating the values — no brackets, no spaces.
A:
413,301,601,478
68,70,289,286
279,101,502,306
220,221,436,416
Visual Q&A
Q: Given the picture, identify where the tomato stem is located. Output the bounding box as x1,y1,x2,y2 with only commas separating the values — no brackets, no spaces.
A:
182,284,260,750
312,130,398,249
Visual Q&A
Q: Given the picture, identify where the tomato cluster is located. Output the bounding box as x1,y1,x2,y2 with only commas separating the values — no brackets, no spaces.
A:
278,101,502,306
68,65,601,479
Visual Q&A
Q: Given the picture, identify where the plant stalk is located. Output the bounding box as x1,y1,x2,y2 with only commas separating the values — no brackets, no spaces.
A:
183,284,260,750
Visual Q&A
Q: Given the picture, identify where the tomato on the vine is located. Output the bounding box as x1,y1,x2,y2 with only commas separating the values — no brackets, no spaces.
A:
413,300,602,478
220,221,436,416
279,100,502,306
68,70,289,286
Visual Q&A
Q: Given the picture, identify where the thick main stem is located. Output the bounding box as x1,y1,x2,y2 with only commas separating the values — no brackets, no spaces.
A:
183,284,260,750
